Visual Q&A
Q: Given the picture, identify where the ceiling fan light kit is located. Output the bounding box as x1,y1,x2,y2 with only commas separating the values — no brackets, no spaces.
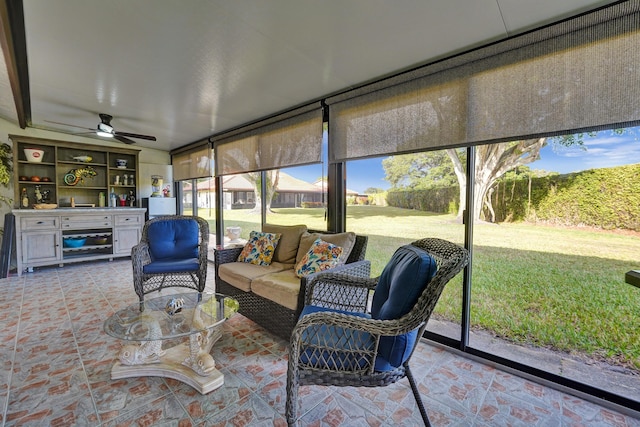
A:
44,113,156,144
97,121,114,138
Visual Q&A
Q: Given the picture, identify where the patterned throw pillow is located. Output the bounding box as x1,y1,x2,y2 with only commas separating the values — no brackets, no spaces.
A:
295,238,343,278
237,231,281,266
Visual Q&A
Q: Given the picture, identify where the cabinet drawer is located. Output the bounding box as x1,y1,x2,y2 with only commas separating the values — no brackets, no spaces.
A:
61,214,112,229
20,216,59,230
114,214,143,226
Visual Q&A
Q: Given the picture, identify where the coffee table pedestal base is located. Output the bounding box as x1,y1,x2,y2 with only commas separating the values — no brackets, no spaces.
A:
111,342,224,394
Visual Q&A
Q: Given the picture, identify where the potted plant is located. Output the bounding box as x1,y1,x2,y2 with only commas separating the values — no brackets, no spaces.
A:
0,142,14,230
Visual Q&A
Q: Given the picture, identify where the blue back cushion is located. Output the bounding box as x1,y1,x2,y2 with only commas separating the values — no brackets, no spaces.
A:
371,245,437,369
147,219,199,260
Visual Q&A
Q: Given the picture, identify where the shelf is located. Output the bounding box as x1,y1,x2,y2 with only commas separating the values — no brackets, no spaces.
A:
64,232,112,238
62,250,113,260
63,244,113,252
19,180,55,185
58,161,107,167
60,186,106,190
18,160,56,166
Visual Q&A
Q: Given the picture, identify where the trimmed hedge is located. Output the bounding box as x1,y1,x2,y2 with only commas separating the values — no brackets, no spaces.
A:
386,164,640,231
386,187,459,214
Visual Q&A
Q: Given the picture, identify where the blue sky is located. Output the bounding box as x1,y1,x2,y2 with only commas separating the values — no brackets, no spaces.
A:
287,128,640,194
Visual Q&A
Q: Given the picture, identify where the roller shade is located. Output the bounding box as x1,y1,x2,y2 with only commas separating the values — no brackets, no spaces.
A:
327,1,640,162
214,105,323,176
172,143,212,181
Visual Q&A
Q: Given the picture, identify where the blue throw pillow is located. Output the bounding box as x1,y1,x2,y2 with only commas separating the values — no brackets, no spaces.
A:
371,245,437,369
147,219,199,260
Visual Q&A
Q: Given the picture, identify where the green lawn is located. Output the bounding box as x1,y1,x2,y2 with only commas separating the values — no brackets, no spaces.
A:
210,205,640,370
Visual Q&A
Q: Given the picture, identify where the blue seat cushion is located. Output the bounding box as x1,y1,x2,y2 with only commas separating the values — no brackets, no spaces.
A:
370,245,438,369
147,219,199,261
298,305,375,370
143,258,200,274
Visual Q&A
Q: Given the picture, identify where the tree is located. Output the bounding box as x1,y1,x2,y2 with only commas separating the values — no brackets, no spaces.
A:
382,130,622,222
447,138,546,221
450,130,633,221
382,151,460,189
245,170,280,213
364,187,384,194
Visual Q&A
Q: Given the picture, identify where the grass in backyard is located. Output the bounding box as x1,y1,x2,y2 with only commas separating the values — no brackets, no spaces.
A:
211,205,640,369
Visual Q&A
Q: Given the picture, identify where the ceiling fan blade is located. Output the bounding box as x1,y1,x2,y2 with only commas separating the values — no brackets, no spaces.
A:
44,119,94,131
114,131,157,141
114,135,137,145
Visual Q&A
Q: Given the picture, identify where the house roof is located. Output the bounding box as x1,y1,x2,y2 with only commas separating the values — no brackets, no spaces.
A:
0,1,615,152
188,172,324,192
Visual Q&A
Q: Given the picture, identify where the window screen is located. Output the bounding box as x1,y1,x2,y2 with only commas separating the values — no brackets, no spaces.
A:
327,2,640,162
214,105,323,176
172,143,212,181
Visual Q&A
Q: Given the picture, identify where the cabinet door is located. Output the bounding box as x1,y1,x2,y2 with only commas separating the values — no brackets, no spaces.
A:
22,231,61,263
113,227,141,255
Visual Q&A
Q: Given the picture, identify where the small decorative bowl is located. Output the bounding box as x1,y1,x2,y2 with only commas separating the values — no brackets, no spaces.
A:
24,148,45,162
63,237,87,248
93,237,108,245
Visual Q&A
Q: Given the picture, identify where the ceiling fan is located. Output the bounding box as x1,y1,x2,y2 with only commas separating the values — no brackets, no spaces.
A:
45,113,157,145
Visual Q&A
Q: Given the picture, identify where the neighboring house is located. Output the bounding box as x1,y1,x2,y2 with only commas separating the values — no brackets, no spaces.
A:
312,178,360,197
189,172,326,209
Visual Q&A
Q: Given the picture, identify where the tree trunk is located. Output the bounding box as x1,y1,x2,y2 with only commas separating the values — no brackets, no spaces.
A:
447,138,547,222
247,170,280,214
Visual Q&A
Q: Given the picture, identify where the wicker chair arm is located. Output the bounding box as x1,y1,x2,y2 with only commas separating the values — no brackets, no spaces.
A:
131,242,152,270
296,306,423,338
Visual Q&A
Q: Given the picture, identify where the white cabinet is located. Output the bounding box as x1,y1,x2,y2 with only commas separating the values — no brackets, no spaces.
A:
13,208,146,275
18,215,61,267
113,213,144,255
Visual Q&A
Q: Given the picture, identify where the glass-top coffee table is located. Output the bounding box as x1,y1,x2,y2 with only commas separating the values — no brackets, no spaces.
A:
104,292,238,394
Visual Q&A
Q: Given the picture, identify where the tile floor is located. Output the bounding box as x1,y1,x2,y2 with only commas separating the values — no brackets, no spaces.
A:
1,260,639,426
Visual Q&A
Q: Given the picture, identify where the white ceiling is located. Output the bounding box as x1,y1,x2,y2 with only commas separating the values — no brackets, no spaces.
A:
0,0,615,152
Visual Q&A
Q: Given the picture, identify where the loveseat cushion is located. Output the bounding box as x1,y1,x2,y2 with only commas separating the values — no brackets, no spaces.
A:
251,269,301,310
263,224,307,264
218,261,291,292
147,219,199,260
370,244,437,369
296,231,356,265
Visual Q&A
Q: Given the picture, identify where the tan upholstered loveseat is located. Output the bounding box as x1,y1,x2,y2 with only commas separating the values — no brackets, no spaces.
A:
214,224,370,339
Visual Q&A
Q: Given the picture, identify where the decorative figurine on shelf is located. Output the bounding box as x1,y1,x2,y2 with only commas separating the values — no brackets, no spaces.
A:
34,185,42,204
163,185,170,197
41,189,51,203
127,190,136,207
21,188,29,208
123,174,128,186
110,187,118,207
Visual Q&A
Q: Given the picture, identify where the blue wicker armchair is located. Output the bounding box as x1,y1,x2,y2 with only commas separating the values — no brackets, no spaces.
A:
131,215,209,310
286,238,469,426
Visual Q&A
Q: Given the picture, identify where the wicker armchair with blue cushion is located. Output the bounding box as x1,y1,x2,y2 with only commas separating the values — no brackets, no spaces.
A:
286,237,469,426
132,215,209,310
